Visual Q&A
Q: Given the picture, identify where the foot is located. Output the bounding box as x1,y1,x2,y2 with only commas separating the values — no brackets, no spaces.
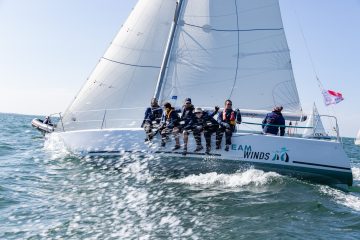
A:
194,145,204,152
161,142,166,147
182,148,187,156
225,145,229,151
172,145,181,151
205,146,211,154
216,145,221,150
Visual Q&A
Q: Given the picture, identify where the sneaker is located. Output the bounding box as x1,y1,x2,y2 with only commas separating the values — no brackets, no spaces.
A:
182,148,187,156
225,145,229,151
172,145,181,151
205,146,211,154
161,142,166,147
216,145,221,150
194,145,204,152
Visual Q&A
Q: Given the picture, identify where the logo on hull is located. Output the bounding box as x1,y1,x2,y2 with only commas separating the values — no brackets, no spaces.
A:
231,144,290,163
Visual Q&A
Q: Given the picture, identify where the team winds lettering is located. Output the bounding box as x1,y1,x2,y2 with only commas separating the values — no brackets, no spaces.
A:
243,151,270,160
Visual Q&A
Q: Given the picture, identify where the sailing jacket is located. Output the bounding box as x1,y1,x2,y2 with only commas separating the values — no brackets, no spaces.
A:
217,109,242,132
160,108,180,129
262,111,285,136
184,111,219,131
179,105,195,128
142,107,163,127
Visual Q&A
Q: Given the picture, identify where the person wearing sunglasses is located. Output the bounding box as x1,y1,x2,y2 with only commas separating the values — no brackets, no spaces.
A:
216,99,242,151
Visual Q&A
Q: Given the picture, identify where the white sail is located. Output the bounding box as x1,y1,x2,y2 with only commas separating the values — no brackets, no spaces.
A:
302,103,329,139
355,129,360,145
60,0,177,131
159,0,301,113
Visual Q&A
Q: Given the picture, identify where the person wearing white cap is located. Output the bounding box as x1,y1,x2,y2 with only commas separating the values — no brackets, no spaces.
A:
183,107,219,155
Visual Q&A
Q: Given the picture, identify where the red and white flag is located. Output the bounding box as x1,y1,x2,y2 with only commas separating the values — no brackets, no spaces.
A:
322,90,344,106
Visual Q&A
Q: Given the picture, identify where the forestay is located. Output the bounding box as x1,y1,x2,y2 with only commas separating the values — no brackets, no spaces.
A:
159,0,302,113
60,0,177,131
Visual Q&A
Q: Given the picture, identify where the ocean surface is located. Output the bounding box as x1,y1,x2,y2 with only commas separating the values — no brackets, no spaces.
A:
1,113,359,239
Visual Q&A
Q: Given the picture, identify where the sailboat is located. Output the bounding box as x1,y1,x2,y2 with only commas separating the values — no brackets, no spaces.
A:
46,0,352,188
302,103,331,140
355,129,360,145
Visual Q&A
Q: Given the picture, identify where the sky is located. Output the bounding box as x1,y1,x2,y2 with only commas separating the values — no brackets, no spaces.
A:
0,0,359,137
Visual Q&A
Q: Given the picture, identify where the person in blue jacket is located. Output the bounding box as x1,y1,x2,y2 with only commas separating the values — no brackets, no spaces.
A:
159,102,181,149
141,98,163,141
216,99,242,151
262,106,286,136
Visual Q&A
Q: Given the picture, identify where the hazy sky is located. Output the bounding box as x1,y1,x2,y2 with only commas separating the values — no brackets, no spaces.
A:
0,0,359,137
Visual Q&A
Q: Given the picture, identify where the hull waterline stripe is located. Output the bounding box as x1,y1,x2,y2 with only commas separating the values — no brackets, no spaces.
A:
293,161,351,171
88,150,221,157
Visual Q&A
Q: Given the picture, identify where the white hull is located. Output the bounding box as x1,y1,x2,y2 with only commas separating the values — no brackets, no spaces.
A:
50,128,353,186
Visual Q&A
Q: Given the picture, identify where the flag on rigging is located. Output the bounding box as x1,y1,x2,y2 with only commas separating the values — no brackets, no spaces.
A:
322,90,344,106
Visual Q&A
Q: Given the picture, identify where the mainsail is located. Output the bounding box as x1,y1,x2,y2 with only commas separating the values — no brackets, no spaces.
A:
60,0,177,131
160,0,301,113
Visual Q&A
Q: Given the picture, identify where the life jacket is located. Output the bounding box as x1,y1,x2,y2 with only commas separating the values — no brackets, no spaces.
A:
223,110,236,126
166,109,173,121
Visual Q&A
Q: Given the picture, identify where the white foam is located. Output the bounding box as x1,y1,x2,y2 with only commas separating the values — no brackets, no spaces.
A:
43,133,70,159
319,186,360,212
166,168,281,187
352,167,360,181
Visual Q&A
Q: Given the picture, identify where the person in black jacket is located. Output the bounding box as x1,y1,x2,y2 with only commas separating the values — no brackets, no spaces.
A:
159,102,181,150
216,99,242,151
262,106,285,136
183,107,219,155
180,98,195,152
141,98,163,141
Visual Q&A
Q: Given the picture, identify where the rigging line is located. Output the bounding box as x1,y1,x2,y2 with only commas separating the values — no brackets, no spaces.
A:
183,23,283,32
102,57,160,69
294,10,338,122
294,12,324,91
229,0,240,99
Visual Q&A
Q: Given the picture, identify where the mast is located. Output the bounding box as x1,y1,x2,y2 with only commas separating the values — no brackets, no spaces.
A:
154,0,184,102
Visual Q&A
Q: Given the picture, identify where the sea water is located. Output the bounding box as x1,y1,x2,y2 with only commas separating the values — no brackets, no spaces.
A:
0,113,359,239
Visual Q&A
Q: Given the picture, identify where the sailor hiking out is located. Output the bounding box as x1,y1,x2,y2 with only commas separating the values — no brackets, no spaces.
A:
216,99,242,151
141,98,163,141
159,102,181,149
183,107,219,155
179,98,195,152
